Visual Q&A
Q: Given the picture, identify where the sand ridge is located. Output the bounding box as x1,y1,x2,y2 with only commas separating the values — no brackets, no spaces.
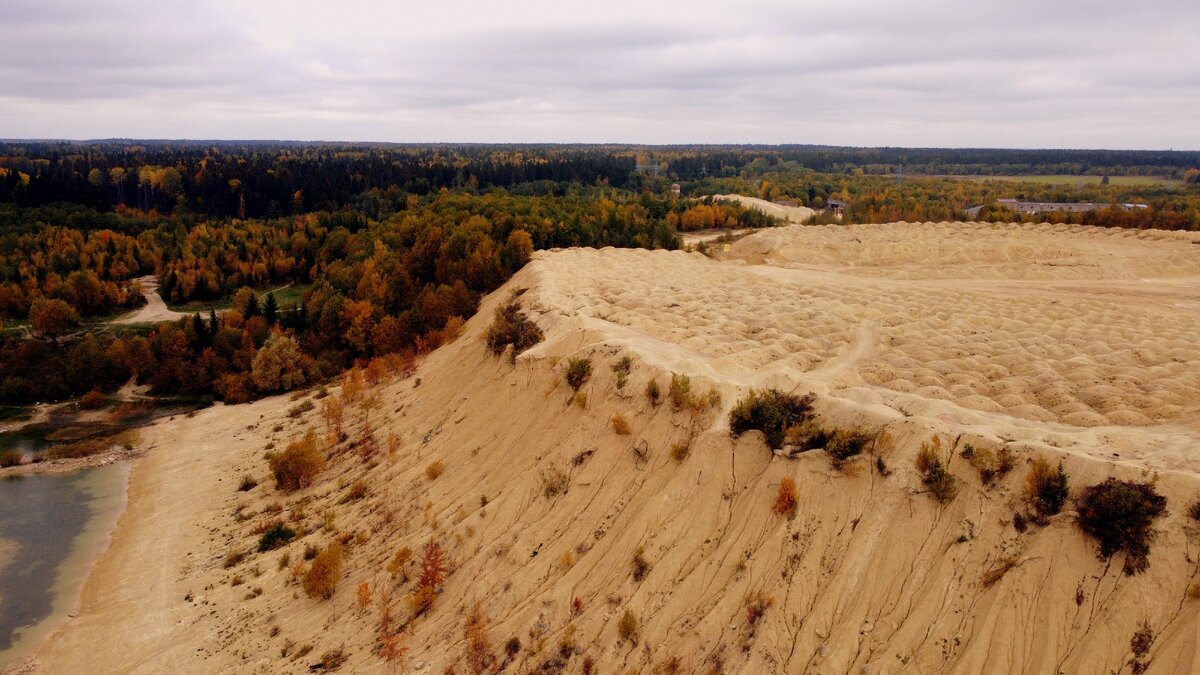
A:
20,223,1200,674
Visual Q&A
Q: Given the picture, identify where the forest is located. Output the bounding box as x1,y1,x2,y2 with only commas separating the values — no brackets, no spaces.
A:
1,143,1197,407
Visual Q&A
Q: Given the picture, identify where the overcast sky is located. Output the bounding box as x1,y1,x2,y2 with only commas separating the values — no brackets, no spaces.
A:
1,0,1196,148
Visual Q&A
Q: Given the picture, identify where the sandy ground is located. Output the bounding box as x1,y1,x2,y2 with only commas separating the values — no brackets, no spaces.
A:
111,276,187,325
19,222,1200,674
680,227,754,248
711,194,816,223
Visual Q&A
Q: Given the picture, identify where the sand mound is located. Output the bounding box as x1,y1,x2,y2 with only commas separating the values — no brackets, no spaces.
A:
24,235,1200,674
710,194,816,224
730,221,1200,280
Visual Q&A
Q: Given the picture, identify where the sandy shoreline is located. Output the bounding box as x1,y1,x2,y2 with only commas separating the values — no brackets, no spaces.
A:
0,462,130,673
19,395,296,674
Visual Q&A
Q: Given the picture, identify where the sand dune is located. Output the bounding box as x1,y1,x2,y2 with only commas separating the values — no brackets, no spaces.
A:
711,194,816,223
20,223,1200,674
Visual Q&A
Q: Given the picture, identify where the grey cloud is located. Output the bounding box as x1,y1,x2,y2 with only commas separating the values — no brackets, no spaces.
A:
0,0,1194,147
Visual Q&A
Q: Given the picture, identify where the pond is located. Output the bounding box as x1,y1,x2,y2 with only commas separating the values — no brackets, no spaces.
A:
0,462,130,665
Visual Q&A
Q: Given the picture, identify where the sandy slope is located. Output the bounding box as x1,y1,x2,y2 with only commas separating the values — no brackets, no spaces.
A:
21,223,1200,674
711,194,816,223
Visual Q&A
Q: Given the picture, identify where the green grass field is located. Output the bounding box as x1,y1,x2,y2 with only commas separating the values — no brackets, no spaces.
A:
942,174,1181,187
166,283,309,313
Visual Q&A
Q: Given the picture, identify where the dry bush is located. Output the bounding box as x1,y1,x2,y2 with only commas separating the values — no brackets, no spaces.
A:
1,450,22,468
611,414,631,435
566,357,592,391
80,389,109,409
611,356,633,390
645,378,661,406
387,547,412,581
268,430,325,492
356,581,372,614
425,460,445,480
223,550,248,569
981,556,1018,587
465,603,497,675
303,542,344,600
669,438,691,462
729,389,815,450
916,438,958,503
287,400,315,418
321,396,345,440
341,367,365,403
342,479,369,503
379,632,409,669
1076,478,1167,575
667,373,717,411
257,521,296,552
631,546,651,582
617,609,639,645
409,540,447,615
486,301,543,357
541,466,569,499
1187,499,1200,522
1025,457,1069,522
238,475,258,492
773,478,798,518
1130,621,1155,674
824,429,873,470
314,648,348,671
962,444,1016,486
745,593,773,633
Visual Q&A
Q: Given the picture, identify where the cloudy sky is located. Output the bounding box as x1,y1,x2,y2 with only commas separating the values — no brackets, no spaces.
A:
1,0,1196,148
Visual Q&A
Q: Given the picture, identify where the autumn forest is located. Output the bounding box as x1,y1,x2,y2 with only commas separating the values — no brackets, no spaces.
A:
2,142,1198,407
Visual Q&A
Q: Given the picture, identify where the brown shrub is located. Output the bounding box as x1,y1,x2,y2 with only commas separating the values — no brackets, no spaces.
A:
611,414,631,435
631,546,651,582
773,478,798,518
1025,457,1069,522
486,302,543,357
617,609,639,645
962,444,1016,486
541,466,569,499
303,542,344,600
465,603,496,675
409,540,447,615
669,438,691,462
268,431,325,492
80,389,109,409
645,378,661,406
425,460,445,480
916,438,958,503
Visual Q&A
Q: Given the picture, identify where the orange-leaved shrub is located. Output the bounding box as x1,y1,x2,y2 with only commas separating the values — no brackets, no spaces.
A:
268,430,325,492
303,542,344,600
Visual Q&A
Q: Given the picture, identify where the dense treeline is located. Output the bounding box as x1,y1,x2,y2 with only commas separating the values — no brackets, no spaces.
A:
684,170,1200,230
662,147,1200,179
0,143,644,218
3,143,1197,220
0,186,693,404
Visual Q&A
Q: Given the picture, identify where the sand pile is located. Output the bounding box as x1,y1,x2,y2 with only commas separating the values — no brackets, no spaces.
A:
20,226,1200,674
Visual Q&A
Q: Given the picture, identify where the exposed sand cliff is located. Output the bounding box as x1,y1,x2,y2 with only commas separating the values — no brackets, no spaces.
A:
20,222,1200,674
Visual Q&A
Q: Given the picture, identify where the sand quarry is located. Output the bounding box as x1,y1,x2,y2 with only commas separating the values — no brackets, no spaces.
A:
13,221,1200,674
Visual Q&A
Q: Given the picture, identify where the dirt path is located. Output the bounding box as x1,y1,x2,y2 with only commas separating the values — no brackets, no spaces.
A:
111,276,186,325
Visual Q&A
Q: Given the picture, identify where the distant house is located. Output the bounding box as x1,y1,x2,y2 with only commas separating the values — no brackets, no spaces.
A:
827,199,846,215
670,183,681,196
